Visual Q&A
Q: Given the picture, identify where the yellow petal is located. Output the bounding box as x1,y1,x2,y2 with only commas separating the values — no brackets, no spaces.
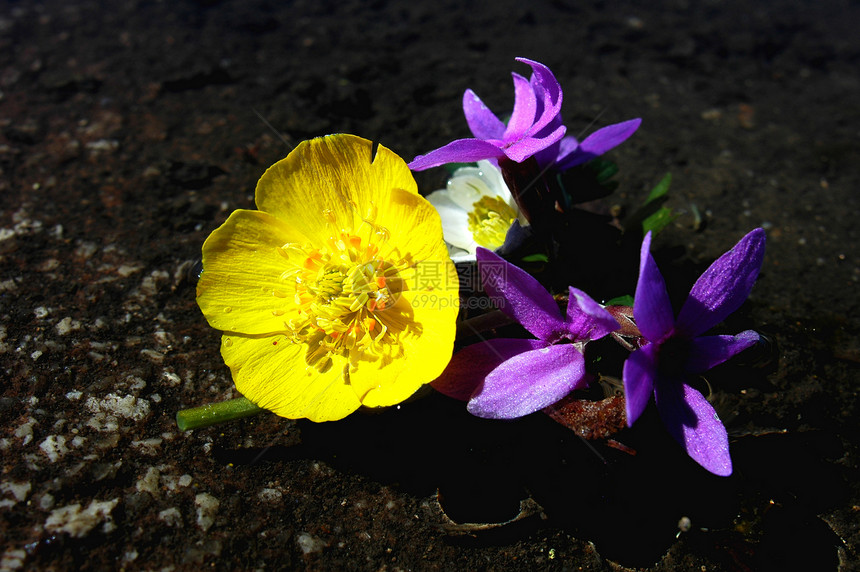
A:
197,209,306,335
221,333,361,422
255,134,418,242
346,186,459,407
351,255,459,408
353,289,458,408
373,187,453,269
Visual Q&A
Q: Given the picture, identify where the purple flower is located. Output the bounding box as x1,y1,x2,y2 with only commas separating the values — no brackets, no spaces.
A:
623,229,766,476
408,57,642,172
433,247,619,419
409,58,565,171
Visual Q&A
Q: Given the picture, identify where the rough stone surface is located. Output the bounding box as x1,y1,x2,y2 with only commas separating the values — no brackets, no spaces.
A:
0,0,858,570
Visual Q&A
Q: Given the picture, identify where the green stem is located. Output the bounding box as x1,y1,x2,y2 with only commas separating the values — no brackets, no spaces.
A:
176,396,263,431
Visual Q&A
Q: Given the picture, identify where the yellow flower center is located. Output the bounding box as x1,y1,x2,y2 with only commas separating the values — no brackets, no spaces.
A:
273,210,413,374
467,195,517,251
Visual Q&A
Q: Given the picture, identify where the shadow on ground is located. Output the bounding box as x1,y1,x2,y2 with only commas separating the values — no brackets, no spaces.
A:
214,389,848,568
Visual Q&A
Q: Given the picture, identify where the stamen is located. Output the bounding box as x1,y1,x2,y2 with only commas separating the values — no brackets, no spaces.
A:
275,219,410,373
467,195,517,250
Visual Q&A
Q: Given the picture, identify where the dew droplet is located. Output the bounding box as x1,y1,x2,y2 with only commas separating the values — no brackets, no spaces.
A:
224,338,233,347
224,306,232,313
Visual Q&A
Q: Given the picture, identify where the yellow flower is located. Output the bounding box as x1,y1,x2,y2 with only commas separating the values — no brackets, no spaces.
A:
196,134,459,422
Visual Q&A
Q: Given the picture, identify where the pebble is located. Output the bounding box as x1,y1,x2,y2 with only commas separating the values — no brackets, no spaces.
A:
85,393,150,421
297,532,327,555
44,498,119,537
135,467,161,495
55,317,82,335
258,488,283,503
131,438,163,456
0,481,31,503
194,493,220,531
39,435,69,462
15,418,38,445
1,549,27,571
158,507,182,526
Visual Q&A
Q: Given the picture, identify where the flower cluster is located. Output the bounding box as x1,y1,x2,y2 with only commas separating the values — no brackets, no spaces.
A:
412,58,641,256
185,58,771,479
432,228,765,475
408,58,767,475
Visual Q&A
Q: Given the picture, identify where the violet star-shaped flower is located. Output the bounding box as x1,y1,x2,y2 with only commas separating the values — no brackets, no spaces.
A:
409,58,565,170
623,229,766,476
408,57,642,172
432,247,619,419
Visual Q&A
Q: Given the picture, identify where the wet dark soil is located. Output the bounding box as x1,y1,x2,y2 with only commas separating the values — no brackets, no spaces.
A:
1,0,858,570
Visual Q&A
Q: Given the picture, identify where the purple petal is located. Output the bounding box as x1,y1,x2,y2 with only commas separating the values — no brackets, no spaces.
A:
408,138,504,171
502,123,567,163
554,118,642,171
531,120,565,168
463,89,506,141
675,228,766,338
622,343,659,426
468,344,587,419
685,330,760,373
503,72,538,141
431,338,545,401
476,247,567,341
515,58,563,134
634,232,676,343
555,135,579,160
580,118,642,154
654,378,733,476
566,286,620,342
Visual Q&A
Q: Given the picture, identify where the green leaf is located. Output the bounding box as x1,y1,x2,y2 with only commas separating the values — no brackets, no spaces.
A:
642,206,678,235
605,294,634,306
621,172,677,237
443,162,478,174
646,172,672,202
556,159,620,208
589,159,620,184
521,253,549,263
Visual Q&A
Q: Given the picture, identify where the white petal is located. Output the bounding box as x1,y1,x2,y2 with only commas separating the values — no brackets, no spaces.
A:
476,160,512,202
446,168,489,211
425,190,478,253
449,248,476,264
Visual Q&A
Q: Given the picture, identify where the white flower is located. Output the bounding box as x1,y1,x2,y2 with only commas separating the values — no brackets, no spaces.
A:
425,160,526,263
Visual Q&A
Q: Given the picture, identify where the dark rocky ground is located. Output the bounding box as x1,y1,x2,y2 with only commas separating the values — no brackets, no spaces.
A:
1,0,858,569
